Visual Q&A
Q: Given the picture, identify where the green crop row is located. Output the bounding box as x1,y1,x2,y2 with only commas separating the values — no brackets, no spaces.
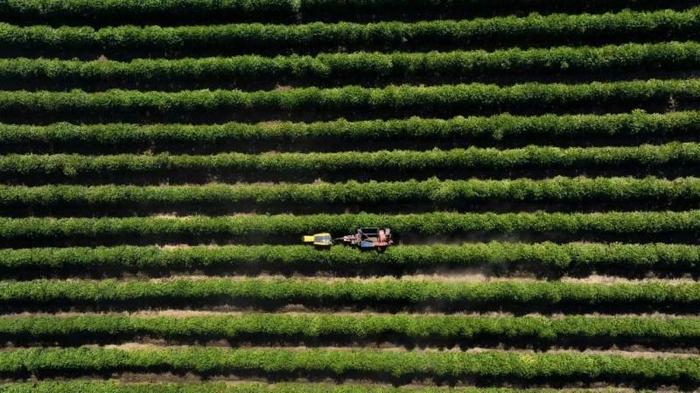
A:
2,313,699,347
3,42,700,89
0,8,698,57
2,111,697,153
0,211,697,246
0,0,682,25
2,143,698,182
0,347,697,385
0,381,606,393
0,0,298,25
0,278,698,312
1,177,697,212
0,80,699,123
1,242,697,277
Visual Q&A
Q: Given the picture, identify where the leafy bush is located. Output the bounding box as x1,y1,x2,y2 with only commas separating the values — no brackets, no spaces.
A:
0,277,697,312
0,0,299,24
2,42,699,89
0,0,680,25
2,313,698,348
1,242,696,277
1,211,699,245
1,143,697,181
0,8,698,56
0,211,697,245
0,381,591,393
2,111,697,153
0,177,697,211
0,80,698,123
0,346,697,386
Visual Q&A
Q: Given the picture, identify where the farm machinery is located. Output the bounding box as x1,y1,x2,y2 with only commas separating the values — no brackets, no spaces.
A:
303,227,393,251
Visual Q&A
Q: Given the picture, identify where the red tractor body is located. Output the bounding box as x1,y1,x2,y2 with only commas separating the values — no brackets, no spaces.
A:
337,227,393,251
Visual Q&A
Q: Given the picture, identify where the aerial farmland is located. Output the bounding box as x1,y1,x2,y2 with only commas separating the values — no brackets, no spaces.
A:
0,0,698,392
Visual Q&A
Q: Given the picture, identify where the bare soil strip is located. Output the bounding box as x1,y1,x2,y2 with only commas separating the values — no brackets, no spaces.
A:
0,372,686,390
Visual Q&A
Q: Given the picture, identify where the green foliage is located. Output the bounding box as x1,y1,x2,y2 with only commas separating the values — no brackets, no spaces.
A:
2,42,699,89
0,177,697,211
0,80,698,122
0,0,679,25
0,381,591,393
0,0,299,24
1,313,699,348
1,111,697,152
0,211,697,245
0,277,697,312
0,2,696,390
1,143,698,180
0,8,698,56
297,0,692,19
0,346,697,385
1,242,696,276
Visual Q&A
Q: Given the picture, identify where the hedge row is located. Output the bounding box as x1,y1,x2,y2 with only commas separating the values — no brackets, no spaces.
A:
2,313,699,347
0,211,697,246
0,80,699,123
1,177,697,211
0,381,594,393
2,111,698,153
1,242,697,277
0,347,698,386
0,278,698,312
0,0,298,25
4,42,700,90
2,211,700,244
0,8,698,57
2,144,699,182
0,0,686,25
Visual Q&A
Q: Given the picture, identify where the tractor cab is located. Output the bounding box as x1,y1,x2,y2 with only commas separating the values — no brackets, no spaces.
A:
303,228,393,251
302,232,333,248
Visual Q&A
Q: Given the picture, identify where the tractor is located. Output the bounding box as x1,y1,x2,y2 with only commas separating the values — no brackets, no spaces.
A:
303,227,393,251
302,232,333,248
